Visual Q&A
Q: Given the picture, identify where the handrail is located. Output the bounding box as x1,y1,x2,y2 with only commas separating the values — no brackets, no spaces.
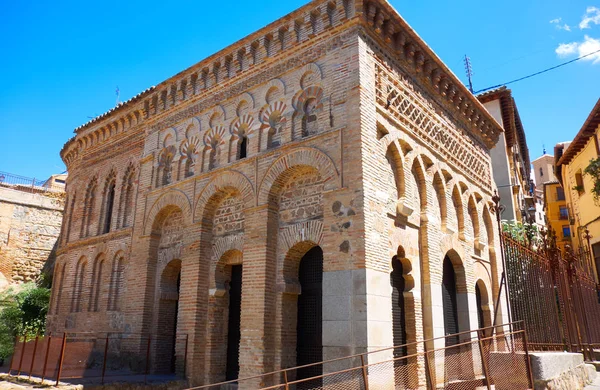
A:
188,321,523,389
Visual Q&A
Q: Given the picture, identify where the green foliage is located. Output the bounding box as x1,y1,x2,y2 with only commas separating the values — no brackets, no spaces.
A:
583,157,600,201
502,220,541,247
0,283,50,360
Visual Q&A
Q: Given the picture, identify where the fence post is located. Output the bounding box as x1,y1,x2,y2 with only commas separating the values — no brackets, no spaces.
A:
41,334,52,385
523,330,535,389
423,342,436,390
360,354,369,390
144,335,152,384
28,333,39,380
101,335,109,385
283,369,290,390
477,330,492,390
55,333,67,386
17,335,26,376
7,335,20,375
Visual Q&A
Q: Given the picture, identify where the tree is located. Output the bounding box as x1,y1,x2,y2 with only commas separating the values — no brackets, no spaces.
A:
0,283,50,362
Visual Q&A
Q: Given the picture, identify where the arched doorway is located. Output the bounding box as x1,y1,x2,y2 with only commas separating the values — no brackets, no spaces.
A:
391,255,407,358
157,259,181,374
226,264,243,380
296,246,323,382
442,256,459,346
475,280,491,335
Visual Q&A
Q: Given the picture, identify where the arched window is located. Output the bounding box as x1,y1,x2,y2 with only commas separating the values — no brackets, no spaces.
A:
71,258,87,313
237,135,248,160
81,179,98,238
539,167,543,177
64,194,76,244
119,168,135,228
390,256,407,358
53,264,66,315
102,182,116,234
108,256,125,311
89,256,105,312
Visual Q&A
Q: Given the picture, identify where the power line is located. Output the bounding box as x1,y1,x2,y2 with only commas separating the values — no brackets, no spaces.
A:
475,48,600,94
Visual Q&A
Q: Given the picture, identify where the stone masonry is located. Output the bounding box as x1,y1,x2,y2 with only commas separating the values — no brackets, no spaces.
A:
49,0,507,387
0,187,64,288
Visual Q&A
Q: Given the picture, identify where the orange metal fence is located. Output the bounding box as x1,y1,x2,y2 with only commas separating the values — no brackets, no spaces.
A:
7,332,188,385
189,322,532,390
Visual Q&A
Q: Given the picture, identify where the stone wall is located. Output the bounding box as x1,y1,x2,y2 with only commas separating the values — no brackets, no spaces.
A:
0,187,64,288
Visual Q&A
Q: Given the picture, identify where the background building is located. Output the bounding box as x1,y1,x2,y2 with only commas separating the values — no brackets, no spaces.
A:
542,180,571,253
532,151,557,229
556,99,600,280
478,87,533,223
0,171,65,290
49,0,504,386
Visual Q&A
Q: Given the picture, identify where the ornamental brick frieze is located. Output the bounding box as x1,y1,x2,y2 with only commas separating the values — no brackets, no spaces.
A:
374,57,492,192
147,29,355,135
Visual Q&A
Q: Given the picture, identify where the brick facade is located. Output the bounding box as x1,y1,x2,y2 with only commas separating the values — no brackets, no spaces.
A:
50,0,506,386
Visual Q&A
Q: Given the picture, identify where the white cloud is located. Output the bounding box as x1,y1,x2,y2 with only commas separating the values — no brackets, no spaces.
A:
580,6,600,29
550,17,572,31
556,42,578,56
555,35,600,63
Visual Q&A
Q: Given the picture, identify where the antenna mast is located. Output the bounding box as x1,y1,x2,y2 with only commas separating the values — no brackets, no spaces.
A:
464,55,474,93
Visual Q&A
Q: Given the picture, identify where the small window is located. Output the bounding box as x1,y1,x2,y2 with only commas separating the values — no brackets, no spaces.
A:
559,206,569,220
238,136,248,159
539,167,543,177
556,187,565,201
575,170,584,192
562,225,571,239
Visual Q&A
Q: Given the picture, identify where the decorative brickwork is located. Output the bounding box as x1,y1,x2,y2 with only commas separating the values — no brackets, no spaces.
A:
50,0,505,386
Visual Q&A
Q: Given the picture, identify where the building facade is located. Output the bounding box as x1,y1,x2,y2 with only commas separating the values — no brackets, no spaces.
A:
543,181,571,253
478,87,533,223
49,0,505,386
556,99,600,281
531,152,555,228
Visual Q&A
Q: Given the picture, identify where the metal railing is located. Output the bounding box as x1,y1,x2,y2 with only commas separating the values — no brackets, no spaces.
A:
0,170,65,194
7,332,188,386
190,322,532,390
503,228,600,361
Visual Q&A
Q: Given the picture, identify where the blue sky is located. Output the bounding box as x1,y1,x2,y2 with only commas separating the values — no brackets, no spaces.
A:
1,0,599,180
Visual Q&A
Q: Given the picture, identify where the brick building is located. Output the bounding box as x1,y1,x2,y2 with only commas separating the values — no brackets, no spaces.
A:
49,0,505,386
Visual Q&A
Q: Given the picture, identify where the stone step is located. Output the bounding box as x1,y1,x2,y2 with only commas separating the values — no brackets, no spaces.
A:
591,361,600,372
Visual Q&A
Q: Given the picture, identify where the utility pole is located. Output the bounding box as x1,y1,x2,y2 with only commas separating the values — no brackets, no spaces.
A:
464,55,474,94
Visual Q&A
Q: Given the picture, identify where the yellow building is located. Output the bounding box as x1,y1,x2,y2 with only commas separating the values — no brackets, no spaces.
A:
556,99,600,281
543,180,571,253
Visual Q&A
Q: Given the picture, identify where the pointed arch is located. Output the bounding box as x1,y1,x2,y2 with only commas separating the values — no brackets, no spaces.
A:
452,185,465,238
118,163,137,228
98,170,117,235
386,141,406,202
411,157,427,213
89,253,106,312
468,195,481,250
432,171,447,230
81,177,98,238
71,256,88,313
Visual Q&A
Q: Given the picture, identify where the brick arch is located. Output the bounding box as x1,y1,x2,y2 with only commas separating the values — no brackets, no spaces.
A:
212,235,244,264
194,170,255,221
257,147,339,205
144,190,192,235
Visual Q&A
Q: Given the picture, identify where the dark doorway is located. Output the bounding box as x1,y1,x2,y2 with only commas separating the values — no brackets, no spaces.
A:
170,271,181,373
475,283,485,330
442,256,459,346
391,256,407,359
238,136,248,160
296,246,323,383
226,264,243,381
